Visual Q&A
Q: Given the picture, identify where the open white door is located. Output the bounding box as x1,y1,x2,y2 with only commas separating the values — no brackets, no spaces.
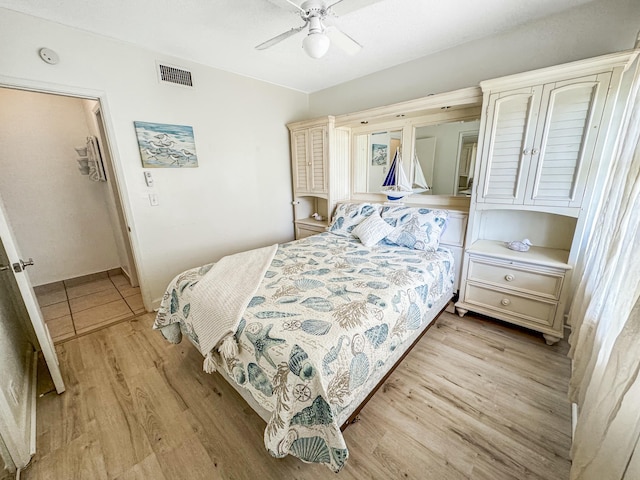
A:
0,196,64,394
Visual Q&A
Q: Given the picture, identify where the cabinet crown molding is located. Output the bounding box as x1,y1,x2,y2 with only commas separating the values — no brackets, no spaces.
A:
287,115,335,131
480,50,639,92
334,86,482,127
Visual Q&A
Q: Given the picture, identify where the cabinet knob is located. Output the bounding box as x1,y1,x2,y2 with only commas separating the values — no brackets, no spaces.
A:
501,298,511,306
505,274,515,282
523,148,531,155
531,148,539,155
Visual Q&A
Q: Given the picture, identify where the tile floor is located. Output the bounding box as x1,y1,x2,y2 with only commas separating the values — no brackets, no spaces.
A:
34,269,145,343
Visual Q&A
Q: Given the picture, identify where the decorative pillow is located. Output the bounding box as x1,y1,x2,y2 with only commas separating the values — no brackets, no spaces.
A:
380,205,447,228
380,206,449,250
352,211,394,247
385,216,432,250
327,203,379,237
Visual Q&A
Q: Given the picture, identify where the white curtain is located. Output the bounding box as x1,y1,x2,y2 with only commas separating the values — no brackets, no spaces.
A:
568,63,640,480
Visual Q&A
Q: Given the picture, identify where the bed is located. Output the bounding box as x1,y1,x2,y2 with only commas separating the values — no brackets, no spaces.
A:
153,203,457,471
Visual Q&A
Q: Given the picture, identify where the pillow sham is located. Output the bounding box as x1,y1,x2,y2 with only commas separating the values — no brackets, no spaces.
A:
380,205,448,228
327,203,379,237
352,211,395,247
381,206,449,251
386,215,432,251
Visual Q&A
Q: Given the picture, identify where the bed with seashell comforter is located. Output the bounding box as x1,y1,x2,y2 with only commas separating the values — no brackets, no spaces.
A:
153,210,455,472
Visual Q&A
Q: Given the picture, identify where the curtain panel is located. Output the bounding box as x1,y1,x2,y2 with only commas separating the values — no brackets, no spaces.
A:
567,62,640,480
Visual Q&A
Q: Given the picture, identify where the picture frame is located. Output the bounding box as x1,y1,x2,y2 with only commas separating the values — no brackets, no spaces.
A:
371,143,388,166
134,121,198,168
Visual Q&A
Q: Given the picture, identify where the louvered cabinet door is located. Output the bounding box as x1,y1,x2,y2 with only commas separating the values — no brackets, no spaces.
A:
292,129,311,193
307,126,328,193
477,87,542,204
525,73,611,208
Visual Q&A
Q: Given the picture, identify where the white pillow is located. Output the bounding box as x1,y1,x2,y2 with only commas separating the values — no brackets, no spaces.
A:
352,211,394,247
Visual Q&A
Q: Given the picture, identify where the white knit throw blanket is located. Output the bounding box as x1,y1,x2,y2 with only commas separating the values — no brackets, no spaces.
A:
190,244,278,364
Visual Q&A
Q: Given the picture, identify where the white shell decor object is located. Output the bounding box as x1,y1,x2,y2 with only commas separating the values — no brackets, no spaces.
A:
506,238,532,252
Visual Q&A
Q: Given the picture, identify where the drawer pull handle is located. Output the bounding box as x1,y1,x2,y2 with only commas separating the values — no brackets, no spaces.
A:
501,298,511,306
505,274,515,282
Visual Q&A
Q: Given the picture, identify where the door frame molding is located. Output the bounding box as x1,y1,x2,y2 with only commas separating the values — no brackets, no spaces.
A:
0,74,145,309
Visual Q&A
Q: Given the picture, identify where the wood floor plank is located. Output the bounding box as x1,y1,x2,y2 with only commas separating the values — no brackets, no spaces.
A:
24,422,108,480
113,454,167,480
34,340,94,458
363,384,479,477
373,428,473,480
153,433,224,480
127,368,194,456
85,370,154,478
433,316,570,390
24,311,572,480
404,343,571,438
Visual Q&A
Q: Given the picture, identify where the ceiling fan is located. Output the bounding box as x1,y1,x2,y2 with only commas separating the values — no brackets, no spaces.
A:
256,0,362,59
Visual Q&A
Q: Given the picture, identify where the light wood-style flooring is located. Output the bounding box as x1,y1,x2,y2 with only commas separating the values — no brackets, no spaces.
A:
24,311,572,480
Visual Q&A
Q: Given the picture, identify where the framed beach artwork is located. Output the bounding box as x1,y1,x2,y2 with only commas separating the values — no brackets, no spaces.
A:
134,121,198,168
371,143,388,166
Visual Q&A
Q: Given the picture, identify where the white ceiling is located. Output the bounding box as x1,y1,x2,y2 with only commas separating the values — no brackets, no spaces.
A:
1,0,597,93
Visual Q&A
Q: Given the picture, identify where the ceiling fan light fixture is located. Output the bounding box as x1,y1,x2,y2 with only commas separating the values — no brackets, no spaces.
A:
302,32,330,58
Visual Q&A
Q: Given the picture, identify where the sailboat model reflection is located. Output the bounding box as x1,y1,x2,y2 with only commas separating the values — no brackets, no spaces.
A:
381,148,429,201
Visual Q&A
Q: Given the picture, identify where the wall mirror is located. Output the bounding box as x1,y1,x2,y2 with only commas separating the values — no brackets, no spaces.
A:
352,119,480,197
353,129,403,194
412,119,480,196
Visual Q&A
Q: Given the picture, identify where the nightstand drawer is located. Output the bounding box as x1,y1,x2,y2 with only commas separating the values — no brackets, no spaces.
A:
468,258,563,299
465,283,557,327
295,224,325,239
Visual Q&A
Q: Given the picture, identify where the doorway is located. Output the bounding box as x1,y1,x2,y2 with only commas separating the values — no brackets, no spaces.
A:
0,87,141,343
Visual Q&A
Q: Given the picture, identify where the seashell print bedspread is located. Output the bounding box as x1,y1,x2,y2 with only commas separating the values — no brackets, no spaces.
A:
153,232,454,471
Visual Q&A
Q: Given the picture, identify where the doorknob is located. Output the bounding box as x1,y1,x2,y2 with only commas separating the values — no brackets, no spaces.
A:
12,258,34,273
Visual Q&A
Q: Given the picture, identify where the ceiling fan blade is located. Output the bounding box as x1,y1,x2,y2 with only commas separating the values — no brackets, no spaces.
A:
324,26,362,55
264,0,305,14
283,0,306,13
326,0,346,10
255,23,308,50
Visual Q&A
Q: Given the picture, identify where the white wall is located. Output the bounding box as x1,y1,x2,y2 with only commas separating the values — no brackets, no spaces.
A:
0,88,122,286
0,9,309,307
308,0,640,116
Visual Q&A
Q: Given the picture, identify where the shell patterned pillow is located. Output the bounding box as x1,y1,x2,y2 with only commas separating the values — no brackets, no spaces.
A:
327,203,379,237
381,206,449,251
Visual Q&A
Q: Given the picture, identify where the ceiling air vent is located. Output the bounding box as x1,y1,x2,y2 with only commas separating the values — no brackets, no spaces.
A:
157,63,193,87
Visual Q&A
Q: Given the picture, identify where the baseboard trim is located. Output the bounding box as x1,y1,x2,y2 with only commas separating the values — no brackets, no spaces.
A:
152,297,163,311
120,267,131,284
